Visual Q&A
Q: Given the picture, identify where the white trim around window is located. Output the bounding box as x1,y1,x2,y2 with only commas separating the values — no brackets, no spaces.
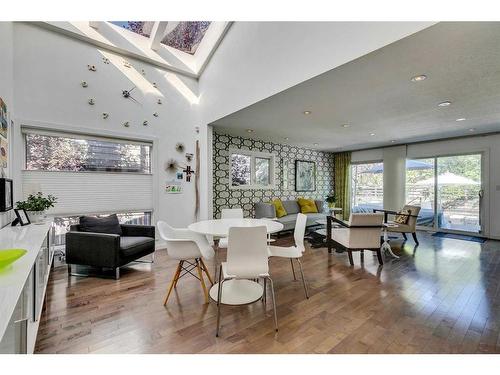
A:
229,148,276,190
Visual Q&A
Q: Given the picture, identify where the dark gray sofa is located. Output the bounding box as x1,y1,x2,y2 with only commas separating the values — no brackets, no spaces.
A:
254,199,326,231
66,223,155,279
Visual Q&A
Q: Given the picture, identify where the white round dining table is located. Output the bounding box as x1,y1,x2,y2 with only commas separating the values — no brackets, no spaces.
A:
188,218,284,237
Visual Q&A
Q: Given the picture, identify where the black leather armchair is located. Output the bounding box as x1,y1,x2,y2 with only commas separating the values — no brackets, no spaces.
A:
66,224,155,279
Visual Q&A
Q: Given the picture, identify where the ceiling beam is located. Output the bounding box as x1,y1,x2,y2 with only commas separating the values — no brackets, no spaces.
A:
149,22,169,51
89,21,100,29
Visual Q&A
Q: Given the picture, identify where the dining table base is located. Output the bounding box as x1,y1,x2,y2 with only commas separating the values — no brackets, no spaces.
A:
209,279,264,305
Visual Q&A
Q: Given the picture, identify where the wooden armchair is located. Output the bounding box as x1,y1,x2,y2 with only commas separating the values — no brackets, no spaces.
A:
373,205,421,245
326,213,385,266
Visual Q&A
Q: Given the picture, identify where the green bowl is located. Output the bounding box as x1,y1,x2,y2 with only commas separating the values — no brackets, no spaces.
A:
0,249,28,268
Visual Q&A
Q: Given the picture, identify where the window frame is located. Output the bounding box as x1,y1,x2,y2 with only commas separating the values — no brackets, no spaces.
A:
229,148,276,190
22,129,153,175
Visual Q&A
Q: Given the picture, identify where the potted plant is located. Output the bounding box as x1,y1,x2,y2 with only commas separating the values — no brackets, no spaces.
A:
326,194,336,209
16,192,57,223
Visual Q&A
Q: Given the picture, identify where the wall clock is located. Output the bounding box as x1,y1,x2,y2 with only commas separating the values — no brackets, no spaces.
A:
122,86,141,105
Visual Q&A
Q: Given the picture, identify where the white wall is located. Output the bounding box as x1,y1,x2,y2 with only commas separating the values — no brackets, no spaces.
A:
197,21,434,219
12,23,202,227
352,134,500,239
0,22,14,228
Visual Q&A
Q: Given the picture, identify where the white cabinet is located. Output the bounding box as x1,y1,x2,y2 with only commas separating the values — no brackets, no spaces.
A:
0,223,54,354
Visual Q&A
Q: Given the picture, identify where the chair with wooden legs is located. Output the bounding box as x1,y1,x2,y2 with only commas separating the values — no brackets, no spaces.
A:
267,213,309,299
157,221,215,305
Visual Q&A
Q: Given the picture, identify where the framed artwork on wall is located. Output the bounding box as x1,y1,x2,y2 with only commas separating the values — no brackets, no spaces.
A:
295,160,316,192
0,178,13,212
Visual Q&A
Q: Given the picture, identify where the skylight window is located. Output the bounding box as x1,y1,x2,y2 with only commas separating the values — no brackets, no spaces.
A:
110,21,154,38
161,21,211,55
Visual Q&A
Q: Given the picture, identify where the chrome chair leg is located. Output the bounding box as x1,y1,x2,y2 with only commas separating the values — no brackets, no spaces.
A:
267,276,278,332
290,259,297,281
262,277,267,304
216,265,223,337
115,268,120,280
296,259,309,299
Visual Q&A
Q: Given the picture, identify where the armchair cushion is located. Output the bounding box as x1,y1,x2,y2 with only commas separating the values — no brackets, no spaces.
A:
120,236,155,257
79,214,122,235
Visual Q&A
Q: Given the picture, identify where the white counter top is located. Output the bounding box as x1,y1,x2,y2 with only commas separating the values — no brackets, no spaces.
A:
0,222,52,341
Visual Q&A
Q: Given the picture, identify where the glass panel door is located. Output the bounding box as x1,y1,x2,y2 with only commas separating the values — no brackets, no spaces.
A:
351,162,384,213
405,158,436,228
437,154,482,233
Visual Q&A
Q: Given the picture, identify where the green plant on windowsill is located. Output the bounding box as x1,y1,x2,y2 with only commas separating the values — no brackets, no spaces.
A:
326,194,336,209
16,192,57,212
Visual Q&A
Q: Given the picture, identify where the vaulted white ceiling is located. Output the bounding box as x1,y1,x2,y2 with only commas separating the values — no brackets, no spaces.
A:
211,22,500,152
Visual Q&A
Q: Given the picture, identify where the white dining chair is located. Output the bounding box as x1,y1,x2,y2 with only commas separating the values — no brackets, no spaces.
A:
217,208,244,249
215,226,278,337
267,213,309,299
157,221,215,305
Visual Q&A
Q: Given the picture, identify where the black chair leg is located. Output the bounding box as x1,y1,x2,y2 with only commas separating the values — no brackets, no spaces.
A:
347,250,354,266
402,233,408,241
412,232,419,245
376,249,384,265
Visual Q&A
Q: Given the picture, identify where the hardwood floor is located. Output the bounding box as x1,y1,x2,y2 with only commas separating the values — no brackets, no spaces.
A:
35,232,500,353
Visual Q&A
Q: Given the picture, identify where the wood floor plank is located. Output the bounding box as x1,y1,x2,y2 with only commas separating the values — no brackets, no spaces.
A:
34,232,500,353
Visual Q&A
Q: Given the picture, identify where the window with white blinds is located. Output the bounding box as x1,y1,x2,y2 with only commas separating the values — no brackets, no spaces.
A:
21,128,154,216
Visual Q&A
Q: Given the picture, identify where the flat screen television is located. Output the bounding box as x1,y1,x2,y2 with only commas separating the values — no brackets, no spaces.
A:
0,178,13,212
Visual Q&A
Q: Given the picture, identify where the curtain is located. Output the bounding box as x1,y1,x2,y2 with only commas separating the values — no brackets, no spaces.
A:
334,152,351,220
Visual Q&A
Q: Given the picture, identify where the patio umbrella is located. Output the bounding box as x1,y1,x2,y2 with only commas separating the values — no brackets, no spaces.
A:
362,159,432,173
415,172,480,186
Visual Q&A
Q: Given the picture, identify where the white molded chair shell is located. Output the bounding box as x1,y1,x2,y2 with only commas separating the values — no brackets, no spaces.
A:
157,221,214,260
221,208,244,219
268,213,307,258
218,208,244,249
225,226,269,279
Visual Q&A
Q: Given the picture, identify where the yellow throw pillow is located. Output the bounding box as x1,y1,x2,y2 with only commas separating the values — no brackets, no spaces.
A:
271,199,287,218
297,198,318,214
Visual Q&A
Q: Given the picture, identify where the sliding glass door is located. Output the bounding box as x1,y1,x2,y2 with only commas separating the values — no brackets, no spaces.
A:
406,154,483,234
405,158,436,228
437,155,482,233
351,162,384,213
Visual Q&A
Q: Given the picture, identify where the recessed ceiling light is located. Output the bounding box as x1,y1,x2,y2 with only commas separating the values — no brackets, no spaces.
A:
411,74,427,82
303,111,312,115
456,118,466,122
341,124,350,128
469,128,475,132
438,101,452,107
313,143,319,146
246,129,254,133
370,133,376,136
390,140,396,143
285,137,289,140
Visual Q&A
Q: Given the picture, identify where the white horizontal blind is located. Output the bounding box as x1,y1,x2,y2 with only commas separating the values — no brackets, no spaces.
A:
22,171,153,216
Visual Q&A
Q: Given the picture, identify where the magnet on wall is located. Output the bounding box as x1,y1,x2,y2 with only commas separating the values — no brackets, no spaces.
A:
143,120,148,126
102,113,109,119
88,98,95,105
87,65,96,71
81,81,88,87
153,112,159,117
123,121,130,127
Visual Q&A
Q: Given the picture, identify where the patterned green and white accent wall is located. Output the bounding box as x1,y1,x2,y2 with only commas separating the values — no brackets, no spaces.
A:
212,131,335,218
